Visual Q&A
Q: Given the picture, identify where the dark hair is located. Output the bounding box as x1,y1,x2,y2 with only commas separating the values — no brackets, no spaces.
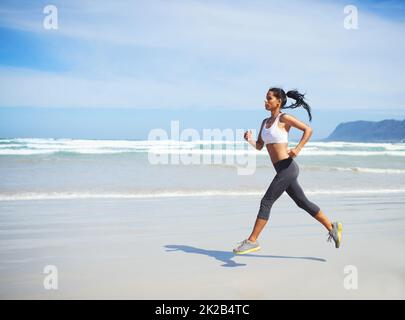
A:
268,87,313,122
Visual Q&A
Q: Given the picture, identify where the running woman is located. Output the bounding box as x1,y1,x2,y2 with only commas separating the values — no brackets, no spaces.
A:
233,87,342,254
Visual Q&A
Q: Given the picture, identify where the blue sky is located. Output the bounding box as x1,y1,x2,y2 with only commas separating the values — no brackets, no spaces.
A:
0,0,404,139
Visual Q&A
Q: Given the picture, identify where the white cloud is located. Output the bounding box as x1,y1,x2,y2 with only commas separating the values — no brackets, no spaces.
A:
0,0,404,109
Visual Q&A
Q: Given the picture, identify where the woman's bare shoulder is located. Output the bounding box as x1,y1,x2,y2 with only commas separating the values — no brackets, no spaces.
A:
280,112,295,121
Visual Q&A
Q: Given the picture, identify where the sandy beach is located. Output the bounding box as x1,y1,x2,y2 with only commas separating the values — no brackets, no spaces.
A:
1,191,404,299
2,0,405,302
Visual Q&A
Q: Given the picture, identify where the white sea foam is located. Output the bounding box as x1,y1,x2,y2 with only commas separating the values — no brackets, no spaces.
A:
327,167,405,174
1,188,405,201
1,138,405,156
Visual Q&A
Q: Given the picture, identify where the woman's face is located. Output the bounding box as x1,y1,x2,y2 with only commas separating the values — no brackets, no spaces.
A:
264,90,281,110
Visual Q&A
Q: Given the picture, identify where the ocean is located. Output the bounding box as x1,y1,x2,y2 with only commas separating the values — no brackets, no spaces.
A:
1,138,404,201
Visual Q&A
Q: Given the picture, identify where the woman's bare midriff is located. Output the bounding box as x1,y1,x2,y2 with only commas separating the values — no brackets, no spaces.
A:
265,143,290,164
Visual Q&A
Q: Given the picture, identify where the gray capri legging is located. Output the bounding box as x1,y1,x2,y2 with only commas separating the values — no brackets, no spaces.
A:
257,156,320,220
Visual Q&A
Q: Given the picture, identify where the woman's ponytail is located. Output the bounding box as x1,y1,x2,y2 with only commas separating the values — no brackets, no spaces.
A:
283,89,312,122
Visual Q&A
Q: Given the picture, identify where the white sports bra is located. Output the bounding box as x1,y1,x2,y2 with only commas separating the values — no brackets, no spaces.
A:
261,112,288,144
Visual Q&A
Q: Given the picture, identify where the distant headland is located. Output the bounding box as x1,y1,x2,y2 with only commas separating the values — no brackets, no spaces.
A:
322,119,405,143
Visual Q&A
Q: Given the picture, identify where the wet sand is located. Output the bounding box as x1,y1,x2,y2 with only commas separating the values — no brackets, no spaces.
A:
1,192,404,299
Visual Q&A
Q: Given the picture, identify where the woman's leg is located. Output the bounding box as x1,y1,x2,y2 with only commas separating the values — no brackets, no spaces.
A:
248,164,298,242
248,217,267,242
313,211,333,231
286,178,332,231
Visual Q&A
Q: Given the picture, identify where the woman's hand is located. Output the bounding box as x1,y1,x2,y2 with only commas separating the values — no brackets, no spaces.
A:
244,130,252,141
288,147,300,158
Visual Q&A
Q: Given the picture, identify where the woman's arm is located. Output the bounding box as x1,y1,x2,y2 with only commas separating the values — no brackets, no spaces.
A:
244,119,266,150
281,114,313,156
